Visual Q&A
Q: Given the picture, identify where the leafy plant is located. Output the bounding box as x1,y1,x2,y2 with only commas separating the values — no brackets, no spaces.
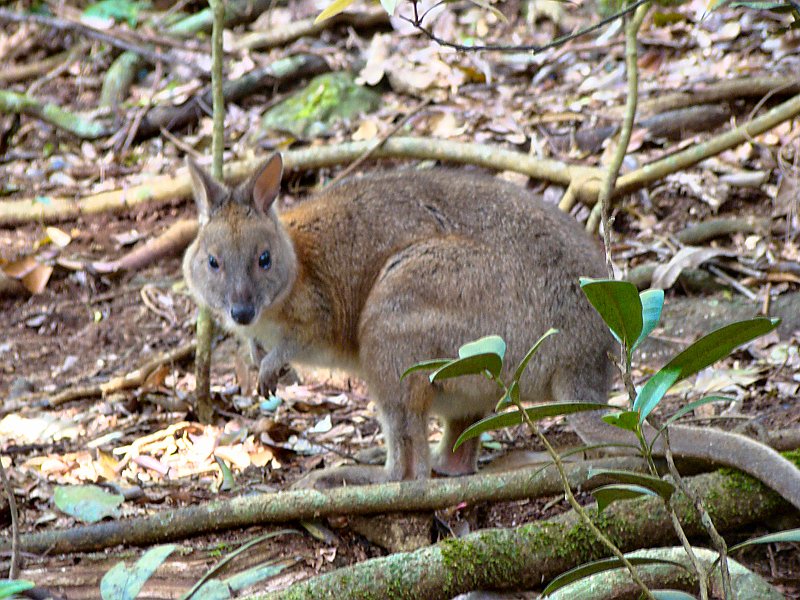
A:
405,277,782,597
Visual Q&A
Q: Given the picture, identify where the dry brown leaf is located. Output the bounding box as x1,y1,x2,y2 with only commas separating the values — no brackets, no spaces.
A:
2,255,38,278
21,263,53,294
251,448,274,467
214,445,251,470
144,364,170,390
652,247,730,290
353,119,379,141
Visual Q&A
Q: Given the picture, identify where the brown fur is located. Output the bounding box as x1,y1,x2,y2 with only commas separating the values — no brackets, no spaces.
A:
183,156,800,508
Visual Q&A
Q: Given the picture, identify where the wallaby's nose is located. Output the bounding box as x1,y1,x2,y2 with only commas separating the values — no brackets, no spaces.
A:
230,304,255,325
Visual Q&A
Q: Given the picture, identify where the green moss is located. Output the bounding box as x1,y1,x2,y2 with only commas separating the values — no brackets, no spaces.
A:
782,449,800,468
260,72,380,139
718,467,762,494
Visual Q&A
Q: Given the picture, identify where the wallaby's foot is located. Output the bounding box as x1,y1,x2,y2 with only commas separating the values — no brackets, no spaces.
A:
292,465,390,489
431,438,479,476
431,420,481,476
355,446,387,465
357,444,475,475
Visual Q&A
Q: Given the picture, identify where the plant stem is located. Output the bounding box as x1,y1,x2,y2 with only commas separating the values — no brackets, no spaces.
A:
507,384,655,599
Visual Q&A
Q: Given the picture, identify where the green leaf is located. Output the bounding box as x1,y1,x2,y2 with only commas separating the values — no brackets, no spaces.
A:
542,557,687,595
633,288,664,350
427,335,507,380
400,359,451,380
458,335,506,361
513,328,558,382
634,317,779,421
192,579,231,600
430,354,502,381
83,0,148,27
379,0,399,15
728,0,789,7
661,395,731,429
454,403,609,450
632,367,681,423
0,580,35,598
495,380,519,410
580,278,643,357
729,527,800,553
225,559,293,592
592,484,659,512
601,410,640,432
54,484,124,523
651,591,698,600
314,0,357,23
101,545,176,600
587,468,675,500
215,456,235,492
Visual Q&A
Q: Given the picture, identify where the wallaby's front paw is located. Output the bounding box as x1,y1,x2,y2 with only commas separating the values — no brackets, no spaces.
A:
257,354,288,397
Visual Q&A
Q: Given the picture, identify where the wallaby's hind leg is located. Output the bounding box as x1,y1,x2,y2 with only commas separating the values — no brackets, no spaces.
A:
357,237,499,482
431,413,484,476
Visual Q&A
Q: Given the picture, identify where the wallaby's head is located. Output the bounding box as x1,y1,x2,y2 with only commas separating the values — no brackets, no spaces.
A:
183,154,297,330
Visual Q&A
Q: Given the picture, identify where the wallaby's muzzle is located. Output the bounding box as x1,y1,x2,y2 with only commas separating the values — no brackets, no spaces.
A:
230,303,255,325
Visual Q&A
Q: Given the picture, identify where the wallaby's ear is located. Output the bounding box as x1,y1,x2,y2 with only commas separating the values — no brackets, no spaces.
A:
251,153,283,215
186,157,227,224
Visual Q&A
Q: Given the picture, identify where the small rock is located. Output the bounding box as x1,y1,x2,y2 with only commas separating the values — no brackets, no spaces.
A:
8,377,34,400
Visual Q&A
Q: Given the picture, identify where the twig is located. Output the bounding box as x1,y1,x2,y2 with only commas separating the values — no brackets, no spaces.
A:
512,396,655,599
663,438,733,598
616,90,800,197
328,99,432,186
133,54,329,141
0,137,601,225
0,90,110,139
0,456,657,554
24,341,196,409
191,0,226,423
706,264,758,300
0,8,205,75
404,0,649,53
0,457,19,578
0,46,77,84
233,8,389,51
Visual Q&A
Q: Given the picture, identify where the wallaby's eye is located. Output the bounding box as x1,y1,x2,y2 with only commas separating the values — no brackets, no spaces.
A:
208,255,220,270
258,250,271,270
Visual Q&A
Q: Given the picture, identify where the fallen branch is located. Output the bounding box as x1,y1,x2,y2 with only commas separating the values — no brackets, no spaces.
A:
0,457,652,554
91,219,198,273
0,8,201,75
2,341,196,413
0,90,111,139
232,8,390,51
607,75,800,119
549,104,731,154
675,216,773,246
134,53,329,141
548,546,783,600
100,0,274,108
0,137,601,225
0,47,77,84
616,90,800,197
258,467,793,599
4,88,798,223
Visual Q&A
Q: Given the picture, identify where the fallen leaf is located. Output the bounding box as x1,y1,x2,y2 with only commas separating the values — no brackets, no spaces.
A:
45,227,72,248
651,247,731,290
21,263,54,294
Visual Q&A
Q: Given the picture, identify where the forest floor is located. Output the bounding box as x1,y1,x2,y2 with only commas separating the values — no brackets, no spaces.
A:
1,0,799,597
